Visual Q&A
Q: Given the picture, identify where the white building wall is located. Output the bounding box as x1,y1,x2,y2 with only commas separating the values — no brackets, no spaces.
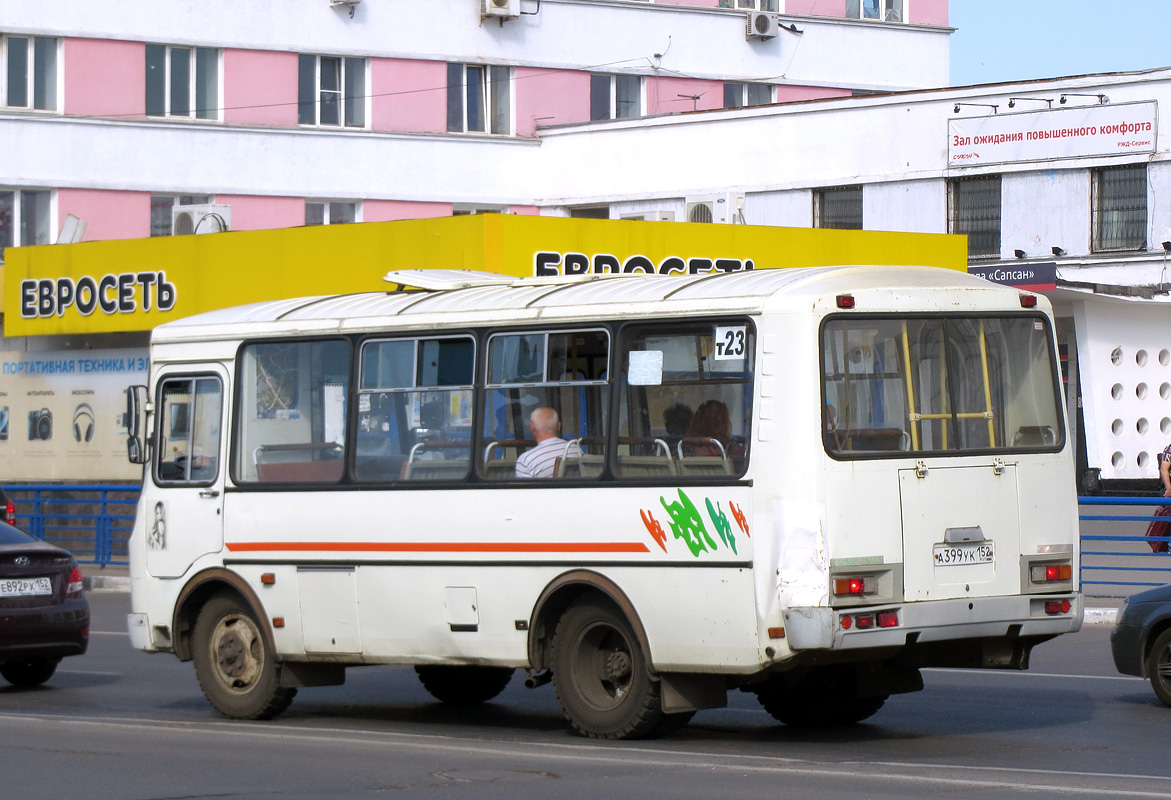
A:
744,189,811,227
5,0,949,92
863,180,945,234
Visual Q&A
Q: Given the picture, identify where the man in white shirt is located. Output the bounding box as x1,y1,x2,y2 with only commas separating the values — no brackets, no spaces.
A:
515,406,579,478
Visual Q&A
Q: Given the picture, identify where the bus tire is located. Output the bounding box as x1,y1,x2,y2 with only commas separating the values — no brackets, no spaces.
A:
192,594,296,720
1145,628,1171,708
0,657,59,687
755,668,886,726
415,665,514,705
551,597,675,739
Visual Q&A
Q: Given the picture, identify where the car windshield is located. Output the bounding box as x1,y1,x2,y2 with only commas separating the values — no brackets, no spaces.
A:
0,522,38,546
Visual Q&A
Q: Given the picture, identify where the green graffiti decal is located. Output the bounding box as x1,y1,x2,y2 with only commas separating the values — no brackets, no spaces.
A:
660,489,716,556
705,498,736,555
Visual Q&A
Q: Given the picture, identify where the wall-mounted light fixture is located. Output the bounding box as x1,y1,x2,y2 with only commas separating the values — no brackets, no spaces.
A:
1008,97,1054,109
1014,249,1027,259
1059,93,1108,105
1051,246,1066,257
954,102,999,115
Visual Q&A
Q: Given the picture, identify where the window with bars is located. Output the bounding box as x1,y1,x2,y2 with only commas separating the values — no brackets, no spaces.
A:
718,0,779,10
146,45,218,120
815,186,863,230
949,175,1001,260
1092,164,1147,252
447,63,511,134
723,82,773,109
4,35,57,110
590,74,642,121
298,55,365,127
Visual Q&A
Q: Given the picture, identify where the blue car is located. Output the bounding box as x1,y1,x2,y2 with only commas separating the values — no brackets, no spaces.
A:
1111,584,1171,706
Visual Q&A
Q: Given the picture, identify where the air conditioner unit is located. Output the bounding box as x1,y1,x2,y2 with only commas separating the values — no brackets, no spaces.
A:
685,194,744,224
746,11,780,40
172,204,231,236
481,0,520,21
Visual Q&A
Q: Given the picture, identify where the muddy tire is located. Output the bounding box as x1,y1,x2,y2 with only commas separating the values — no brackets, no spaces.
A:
1146,628,1171,708
755,667,886,726
192,594,295,720
551,597,686,739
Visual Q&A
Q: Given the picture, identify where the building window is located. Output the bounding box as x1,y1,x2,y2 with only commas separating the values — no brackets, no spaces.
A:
723,82,773,109
718,0,779,10
1092,164,1147,252
447,63,511,134
569,206,610,220
949,176,1001,259
306,201,358,226
846,0,904,21
4,35,57,110
591,74,642,121
0,188,51,262
298,55,366,127
151,195,211,237
146,45,218,119
815,186,863,230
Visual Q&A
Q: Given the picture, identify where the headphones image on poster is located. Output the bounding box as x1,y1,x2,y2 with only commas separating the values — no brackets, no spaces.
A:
73,403,95,443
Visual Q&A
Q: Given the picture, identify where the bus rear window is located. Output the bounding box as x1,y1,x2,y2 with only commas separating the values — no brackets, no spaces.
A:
822,316,1062,457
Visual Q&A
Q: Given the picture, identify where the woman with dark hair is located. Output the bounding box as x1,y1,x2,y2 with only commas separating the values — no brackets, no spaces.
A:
686,399,731,457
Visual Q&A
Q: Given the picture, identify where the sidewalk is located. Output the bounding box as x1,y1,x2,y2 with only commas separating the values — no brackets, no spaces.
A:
78,563,1122,623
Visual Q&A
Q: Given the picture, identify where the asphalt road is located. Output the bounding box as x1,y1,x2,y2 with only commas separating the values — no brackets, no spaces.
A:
2,592,1169,800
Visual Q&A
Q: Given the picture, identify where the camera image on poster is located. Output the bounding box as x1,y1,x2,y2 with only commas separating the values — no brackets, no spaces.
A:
28,408,53,441
0,406,8,441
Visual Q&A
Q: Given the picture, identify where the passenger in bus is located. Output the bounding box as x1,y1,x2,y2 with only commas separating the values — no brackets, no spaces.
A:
686,399,732,457
515,406,579,478
663,403,693,438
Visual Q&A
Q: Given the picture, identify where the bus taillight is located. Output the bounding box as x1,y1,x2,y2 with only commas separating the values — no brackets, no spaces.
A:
877,611,899,628
1030,563,1072,583
833,576,874,596
1045,600,1072,615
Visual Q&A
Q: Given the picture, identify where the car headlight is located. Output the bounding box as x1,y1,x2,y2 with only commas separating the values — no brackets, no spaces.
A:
1115,597,1130,625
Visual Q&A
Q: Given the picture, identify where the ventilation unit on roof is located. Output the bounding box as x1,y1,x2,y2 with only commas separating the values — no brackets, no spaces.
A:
481,0,520,21
685,194,745,224
172,204,231,236
746,11,780,40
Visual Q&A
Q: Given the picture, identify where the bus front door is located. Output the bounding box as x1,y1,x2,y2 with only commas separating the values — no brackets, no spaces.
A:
145,369,228,579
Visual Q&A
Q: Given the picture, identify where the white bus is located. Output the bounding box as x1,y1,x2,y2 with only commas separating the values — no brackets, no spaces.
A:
124,266,1081,739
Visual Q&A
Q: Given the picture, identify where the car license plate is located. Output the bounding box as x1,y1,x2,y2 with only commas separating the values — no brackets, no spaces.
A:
0,577,53,597
933,542,994,566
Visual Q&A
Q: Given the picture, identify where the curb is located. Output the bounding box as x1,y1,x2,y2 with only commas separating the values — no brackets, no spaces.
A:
1083,607,1118,625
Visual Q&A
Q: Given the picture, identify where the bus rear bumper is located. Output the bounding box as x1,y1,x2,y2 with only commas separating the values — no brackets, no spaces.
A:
783,593,1083,653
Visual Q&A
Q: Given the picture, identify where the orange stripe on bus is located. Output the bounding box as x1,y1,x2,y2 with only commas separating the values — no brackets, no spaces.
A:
225,541,651,554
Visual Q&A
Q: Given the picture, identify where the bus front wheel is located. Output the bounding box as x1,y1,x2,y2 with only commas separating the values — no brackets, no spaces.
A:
551,597,688,739
192,594,296,720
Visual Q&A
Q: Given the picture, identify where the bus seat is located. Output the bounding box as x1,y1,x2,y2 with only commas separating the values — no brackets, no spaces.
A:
838,428,906,451
556,453,606,478
677,456,733,477
1013,425,1056,446
617,455,678,477
483,458,517,479
403,460,470,481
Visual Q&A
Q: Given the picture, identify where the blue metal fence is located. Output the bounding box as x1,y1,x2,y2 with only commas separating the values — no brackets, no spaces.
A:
3,484,140,566
1079,496,1171,597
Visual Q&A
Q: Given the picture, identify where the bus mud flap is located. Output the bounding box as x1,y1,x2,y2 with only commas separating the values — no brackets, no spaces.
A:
661,674,727,714
279,661,347,688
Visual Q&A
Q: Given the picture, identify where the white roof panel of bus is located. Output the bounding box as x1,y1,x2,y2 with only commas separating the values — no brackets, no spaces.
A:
152,266,1014,341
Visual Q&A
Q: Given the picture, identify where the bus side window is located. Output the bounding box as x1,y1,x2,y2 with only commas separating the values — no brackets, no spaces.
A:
481,329,610,481
156,376,222,485
618,323,752,478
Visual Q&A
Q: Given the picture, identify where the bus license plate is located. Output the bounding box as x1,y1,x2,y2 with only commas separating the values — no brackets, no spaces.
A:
933,542,994,566
0,577,53,597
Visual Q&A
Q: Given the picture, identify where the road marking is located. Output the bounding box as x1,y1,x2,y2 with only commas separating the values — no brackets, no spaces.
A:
926,667,1144,682
1,712,1169,798
57,669,121,676
88,631,130,637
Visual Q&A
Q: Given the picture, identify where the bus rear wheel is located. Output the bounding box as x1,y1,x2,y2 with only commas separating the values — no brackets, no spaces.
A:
552,597,688,739
192,594,296,720
415,665,514,705
754,667,886,726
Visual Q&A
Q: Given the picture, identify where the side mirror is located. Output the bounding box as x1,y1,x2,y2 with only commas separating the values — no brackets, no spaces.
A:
126,385,149,465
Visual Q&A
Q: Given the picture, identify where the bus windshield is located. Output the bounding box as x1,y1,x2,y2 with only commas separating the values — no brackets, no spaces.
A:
822,315,1062,456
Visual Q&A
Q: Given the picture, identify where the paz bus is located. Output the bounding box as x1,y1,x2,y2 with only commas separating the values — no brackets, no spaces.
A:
124,266,1081,738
